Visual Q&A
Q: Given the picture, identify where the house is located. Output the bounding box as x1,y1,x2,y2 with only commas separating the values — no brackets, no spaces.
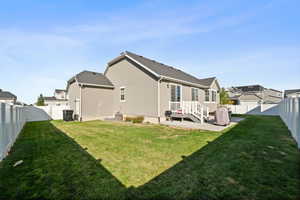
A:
44,89,68,106
67,51,220,122
228,85,282,105
0,89,17,105
54,89,67,99
284,89,300,98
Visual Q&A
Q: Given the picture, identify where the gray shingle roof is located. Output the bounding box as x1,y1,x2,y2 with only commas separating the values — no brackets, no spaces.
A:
55,89,66,93
123,51,211,88
197,77,216,87
69,71,114,87
44,96,68,101
235,85,264,92
0,90,17,99
284,89,300,97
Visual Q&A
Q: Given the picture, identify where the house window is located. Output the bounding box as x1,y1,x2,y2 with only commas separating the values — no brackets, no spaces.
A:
171,85,181,102
211,90,217,102
205,90,210,102
191,88,199,101
120,87,125,102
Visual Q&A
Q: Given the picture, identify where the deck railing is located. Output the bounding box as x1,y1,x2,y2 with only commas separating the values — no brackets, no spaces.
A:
169,101,209,123
169,102,181,111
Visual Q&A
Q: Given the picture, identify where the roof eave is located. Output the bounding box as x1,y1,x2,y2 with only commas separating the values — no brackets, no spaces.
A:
124,54,161,78
78,82,114,89
160,76,209,89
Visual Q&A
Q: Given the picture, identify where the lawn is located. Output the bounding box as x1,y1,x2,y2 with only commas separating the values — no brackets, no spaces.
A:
0,116,299,200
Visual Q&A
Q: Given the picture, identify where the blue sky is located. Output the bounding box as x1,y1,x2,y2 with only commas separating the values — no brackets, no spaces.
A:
0,0,299,103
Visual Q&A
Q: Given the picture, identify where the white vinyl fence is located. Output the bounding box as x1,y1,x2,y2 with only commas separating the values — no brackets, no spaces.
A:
40,105,69,120
226,104,259,114
279,98,300,148
226,103,279,116
0,104,71,161
0,103,26,161
25,105,70,122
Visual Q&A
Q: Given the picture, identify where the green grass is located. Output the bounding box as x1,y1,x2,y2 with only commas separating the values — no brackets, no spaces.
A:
0,116,299,200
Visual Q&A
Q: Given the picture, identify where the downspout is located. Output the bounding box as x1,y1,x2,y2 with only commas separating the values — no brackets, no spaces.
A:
157,77,163,123
79,84,83,122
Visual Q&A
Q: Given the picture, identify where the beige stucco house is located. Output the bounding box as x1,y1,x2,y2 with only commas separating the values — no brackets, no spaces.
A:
67,51,220,123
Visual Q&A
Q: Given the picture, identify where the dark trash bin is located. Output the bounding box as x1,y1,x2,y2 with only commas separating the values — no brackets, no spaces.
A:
165,110,172,121
63,110,74,121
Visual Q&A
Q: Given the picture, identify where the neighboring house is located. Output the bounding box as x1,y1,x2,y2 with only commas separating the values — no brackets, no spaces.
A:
44,89,68,106
54,89,68,100
67,51,220,122
228,85,282,105
0,89,17,105
284,89,300,98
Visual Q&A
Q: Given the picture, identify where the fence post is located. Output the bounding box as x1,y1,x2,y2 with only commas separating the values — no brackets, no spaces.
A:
297,98,300,148
0,103,5,160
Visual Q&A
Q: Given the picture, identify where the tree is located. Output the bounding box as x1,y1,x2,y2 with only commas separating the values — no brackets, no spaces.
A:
36,94,45,106
220,88,230,105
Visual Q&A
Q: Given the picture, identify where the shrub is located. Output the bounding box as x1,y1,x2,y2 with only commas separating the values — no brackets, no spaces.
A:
132,116,144,123
124,116,144,123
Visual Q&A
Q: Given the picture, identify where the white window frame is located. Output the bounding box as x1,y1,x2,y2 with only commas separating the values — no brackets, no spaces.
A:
170,83,182,102
120,86,126,102
211,89,217,103
191,87,199,101
204,89,210,103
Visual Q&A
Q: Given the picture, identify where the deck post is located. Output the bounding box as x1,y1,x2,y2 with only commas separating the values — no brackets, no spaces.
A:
206,107,209,118
200,107,204,124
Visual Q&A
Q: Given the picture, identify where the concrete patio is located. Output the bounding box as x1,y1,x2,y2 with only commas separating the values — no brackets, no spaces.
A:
161,117,244,131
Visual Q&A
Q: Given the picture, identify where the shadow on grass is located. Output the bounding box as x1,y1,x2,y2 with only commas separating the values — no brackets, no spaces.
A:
0,116,299,200
0,121,126,200
131,116,300,200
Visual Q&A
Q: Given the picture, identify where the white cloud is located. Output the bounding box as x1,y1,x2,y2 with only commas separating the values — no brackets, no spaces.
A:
0,29,94,103
52,2,265,45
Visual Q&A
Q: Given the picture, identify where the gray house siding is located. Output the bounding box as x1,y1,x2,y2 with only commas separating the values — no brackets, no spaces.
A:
105,58,158,118
203,80,220,112
81,86,114,121
68,82,80,116
68,82,114,121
